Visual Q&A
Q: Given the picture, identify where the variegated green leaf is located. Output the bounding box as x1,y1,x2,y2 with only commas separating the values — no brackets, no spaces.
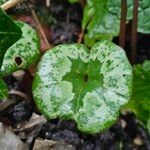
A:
33,40,132,134
0,77,8,101
0,21,40,76
0,8,21,69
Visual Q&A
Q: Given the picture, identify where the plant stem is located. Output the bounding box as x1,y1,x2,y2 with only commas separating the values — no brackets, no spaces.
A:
119,0,127,49
78,30,84,43
0,0,20,10
30,7,52,50
131,0,139,64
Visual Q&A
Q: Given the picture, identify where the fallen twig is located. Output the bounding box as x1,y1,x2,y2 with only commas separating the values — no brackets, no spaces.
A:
9,89,28,100
30,6,53,51
0,0,20,10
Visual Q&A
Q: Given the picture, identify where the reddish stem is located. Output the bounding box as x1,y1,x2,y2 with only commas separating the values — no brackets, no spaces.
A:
119,0,127,49
131,0,139,64
78,30,84,44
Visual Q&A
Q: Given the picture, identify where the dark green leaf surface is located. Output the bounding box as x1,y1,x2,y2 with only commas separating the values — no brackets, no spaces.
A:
0,8,22,68
83,0,150,46
33,40,132,134
0,77,8,100
68,0,78,3
0,21,40,76
0,0,7,5
127,60,150,124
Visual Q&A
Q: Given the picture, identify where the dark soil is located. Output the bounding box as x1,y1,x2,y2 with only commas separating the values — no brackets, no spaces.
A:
0,0,150,150
39,113,150,150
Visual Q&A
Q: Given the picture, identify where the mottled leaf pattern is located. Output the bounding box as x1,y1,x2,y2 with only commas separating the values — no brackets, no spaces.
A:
0,8,22,100
33,40,132,134
0,78,8,101
0,8,21,69
0,21,40,76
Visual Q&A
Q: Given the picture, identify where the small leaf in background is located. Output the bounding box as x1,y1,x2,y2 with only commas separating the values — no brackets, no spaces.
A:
82,0,150,46
138,0,150,34
0,0,7,5
127,60,150,125
0,78,8,101
0,8,22,68
0,21,40,76
33,40,132,134
82,0,122,47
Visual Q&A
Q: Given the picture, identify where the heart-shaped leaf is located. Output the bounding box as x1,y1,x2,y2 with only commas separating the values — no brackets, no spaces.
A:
0,8,22,68
0,21,40,76
0,77,8,100
33,40,132,134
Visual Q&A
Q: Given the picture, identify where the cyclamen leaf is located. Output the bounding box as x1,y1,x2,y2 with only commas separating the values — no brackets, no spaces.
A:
0,8,22,68
0,21,40,76
83,0,150,46
0,78,8,101
138,0,150,34
127,60,150,124
33,40,132,134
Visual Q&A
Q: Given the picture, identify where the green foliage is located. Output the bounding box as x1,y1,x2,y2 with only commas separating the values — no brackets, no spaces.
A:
83,0,150,46
127,60,150,125
0,0,7,5
0,8,40,100
0,78,8,100
138,0,150,33
0,21,40,76
33,40,132,134
0,8,22,100
0,8,22,68
68,0,79,3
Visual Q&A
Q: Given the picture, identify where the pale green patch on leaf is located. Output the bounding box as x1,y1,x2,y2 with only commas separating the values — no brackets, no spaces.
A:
138,0,150,34
0,78,8,101
127,60,150,125
33,40,132,134
0,21,40,76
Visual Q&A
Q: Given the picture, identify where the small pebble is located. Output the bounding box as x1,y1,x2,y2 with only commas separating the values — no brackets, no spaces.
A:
133,136,144,146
